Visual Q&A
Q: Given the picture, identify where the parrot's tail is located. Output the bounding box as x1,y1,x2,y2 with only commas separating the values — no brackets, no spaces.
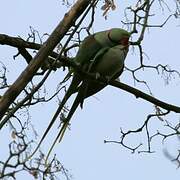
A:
26,74,82,162
61,70,73,84
45,93,81,164
25,92,71,162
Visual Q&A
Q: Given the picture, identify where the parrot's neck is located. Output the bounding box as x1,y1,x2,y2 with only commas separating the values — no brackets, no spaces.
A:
114,44,129,52
94,30,115,47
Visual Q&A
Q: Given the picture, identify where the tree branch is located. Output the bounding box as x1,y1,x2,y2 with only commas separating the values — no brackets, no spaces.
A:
0,34,41,50
68,65,180,113
0,0,92,120
110,80,180,113
0,33,71,68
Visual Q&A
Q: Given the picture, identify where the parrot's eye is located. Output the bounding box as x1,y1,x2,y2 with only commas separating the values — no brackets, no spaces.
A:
120,37,129,46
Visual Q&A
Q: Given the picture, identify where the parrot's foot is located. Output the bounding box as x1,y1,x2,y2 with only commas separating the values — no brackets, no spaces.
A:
76,62,81,66
95,72,101,79
115,77,120,82
105,76,112,83
74,62,81,70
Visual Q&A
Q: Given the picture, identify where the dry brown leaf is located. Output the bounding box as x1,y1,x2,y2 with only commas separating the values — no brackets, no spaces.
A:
11,131,16,139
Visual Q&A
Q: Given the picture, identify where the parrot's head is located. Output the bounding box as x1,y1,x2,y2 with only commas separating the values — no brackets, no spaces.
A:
107,28,130,47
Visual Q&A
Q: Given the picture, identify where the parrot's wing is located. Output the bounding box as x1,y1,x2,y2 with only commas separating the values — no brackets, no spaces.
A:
110,48,128,80
87,47,110,73
61,34,103,90
75,34,102,65
112,64,124,79
78,47,110,107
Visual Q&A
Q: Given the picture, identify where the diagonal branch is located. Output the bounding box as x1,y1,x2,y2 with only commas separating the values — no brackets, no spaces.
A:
0,0,93,120
67,65,180,113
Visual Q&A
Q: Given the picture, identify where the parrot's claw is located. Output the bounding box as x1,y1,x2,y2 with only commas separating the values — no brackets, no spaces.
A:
105,76,112,83
76,62,81,66
115,77,120,82
95,72,101,79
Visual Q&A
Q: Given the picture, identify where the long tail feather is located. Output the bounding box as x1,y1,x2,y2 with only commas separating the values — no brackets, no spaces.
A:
26,75,81,160
45,91,81,164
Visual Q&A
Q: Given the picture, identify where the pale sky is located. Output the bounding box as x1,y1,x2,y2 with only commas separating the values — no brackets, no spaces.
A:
0,0,180,179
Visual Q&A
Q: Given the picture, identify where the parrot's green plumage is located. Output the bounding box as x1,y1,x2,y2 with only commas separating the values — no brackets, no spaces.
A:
30,28,130,158
51,44,129,146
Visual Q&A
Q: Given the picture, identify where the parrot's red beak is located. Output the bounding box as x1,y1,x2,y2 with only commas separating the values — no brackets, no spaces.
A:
120,37,130,51
120,37,129,46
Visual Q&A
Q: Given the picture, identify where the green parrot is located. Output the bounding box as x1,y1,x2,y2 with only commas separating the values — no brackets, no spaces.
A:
30,28,130,157
48,43,129,152
52,42,129,143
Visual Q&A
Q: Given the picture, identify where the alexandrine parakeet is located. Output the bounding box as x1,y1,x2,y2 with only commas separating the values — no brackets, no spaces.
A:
31,28,130,156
